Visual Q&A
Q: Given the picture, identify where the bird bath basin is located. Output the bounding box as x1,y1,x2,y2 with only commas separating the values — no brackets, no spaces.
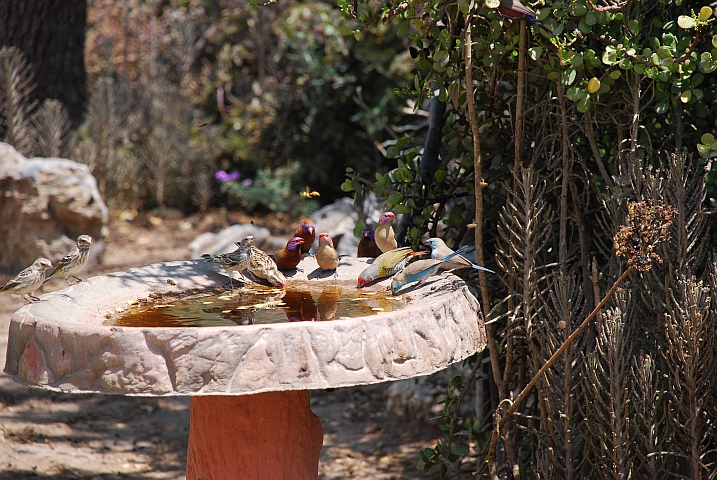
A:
4,255,486,479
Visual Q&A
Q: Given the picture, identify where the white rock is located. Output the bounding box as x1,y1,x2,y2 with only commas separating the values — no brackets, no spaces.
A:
0,142,108,273
188,224,272,258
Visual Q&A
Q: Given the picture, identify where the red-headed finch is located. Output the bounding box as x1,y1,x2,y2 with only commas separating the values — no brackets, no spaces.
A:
248,246,287,287
45,235,92,285
294,219,316,254
357,229,379,258
316,233,339,271
274,236,305,270
374,211,397,253
1,257,53,303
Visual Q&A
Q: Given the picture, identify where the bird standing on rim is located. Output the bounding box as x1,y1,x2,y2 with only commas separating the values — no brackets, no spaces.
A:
45,235,92,285
316,233,339,271
357,229,379,258
248,246,287,287
293,219,316,254
424,237,495,273
274,237,305,270
374,212,397,253
391,246,473,295
1,258,54,303
357,246,422,288
202,235,255,287
493,0,554,36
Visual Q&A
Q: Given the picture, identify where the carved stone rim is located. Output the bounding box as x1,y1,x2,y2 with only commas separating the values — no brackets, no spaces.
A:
4,256,486,396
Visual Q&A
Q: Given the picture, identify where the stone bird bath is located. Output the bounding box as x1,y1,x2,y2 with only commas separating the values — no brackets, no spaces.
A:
4,255,486,479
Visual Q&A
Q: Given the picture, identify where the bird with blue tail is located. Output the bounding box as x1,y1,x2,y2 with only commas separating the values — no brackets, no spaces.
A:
391,245,490,295
490,0,554,37
424,237,495,273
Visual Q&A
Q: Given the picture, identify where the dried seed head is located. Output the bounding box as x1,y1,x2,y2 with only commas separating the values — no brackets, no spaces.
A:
613,200,676,271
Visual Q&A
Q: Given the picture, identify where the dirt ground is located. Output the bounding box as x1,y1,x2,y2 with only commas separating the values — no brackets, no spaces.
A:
0,210,443,479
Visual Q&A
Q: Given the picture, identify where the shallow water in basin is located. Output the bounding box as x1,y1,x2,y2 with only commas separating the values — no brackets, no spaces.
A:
111,281,408,327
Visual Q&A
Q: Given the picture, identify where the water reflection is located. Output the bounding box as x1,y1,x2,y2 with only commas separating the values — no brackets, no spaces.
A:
112,281,408,328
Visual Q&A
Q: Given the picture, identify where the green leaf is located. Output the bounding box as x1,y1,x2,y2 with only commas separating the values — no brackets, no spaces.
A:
701,133,715,144
340,179,355,192
484,0,500,7
353,218,367,237
699,7,713,22
680,90,692,103
528,47,543,61
628,20,640,35
394,204,411,214
655,99,669,114
571,53,584,67
566,86,585,101
562,68,577,85
339,25,352,36
577,95,590,113
353,30,361,41
385,146,400,158
397,20,409,37
585,12,597,25
588,77,601,93
452,443,470,456
677,16,696,29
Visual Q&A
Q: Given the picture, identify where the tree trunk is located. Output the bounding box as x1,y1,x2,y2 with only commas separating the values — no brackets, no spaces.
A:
0,1,87,128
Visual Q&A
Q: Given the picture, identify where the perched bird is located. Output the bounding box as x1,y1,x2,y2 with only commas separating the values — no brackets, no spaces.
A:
357,246,416,288
248,246,287,287
424,237,495,273
274,237,305,270
391,246,472,295
316,233,340,271
357,229,379,258
293,219,316,254
494,0,554,36
374,212,397,253
1,258,54,303
45,235,92,285
202,235,255,287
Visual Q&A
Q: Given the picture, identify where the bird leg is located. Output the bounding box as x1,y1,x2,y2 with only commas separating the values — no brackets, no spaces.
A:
69,276,83,286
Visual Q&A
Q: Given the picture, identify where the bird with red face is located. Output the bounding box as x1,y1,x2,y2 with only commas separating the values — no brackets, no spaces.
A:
374,212,397,253
293,219,316,254
357,229,379,258
274,237,305,270
492,0,554,36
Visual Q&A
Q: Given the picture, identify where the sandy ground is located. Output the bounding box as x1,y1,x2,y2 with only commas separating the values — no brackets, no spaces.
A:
0,210,442,479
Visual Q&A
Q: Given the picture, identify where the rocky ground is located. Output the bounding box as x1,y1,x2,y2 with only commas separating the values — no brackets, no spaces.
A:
0,209,444,479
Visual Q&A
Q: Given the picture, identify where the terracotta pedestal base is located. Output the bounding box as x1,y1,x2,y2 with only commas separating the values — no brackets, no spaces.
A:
186,391,323,480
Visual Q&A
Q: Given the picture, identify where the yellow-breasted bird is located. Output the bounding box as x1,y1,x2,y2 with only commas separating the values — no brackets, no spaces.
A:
357,247,419,288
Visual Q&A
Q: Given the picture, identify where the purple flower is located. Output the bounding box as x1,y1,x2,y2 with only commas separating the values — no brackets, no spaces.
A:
241,178,253,186
214,170,241,183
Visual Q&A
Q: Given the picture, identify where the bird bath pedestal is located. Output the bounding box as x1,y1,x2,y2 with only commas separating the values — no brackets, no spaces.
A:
4,256,486,479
